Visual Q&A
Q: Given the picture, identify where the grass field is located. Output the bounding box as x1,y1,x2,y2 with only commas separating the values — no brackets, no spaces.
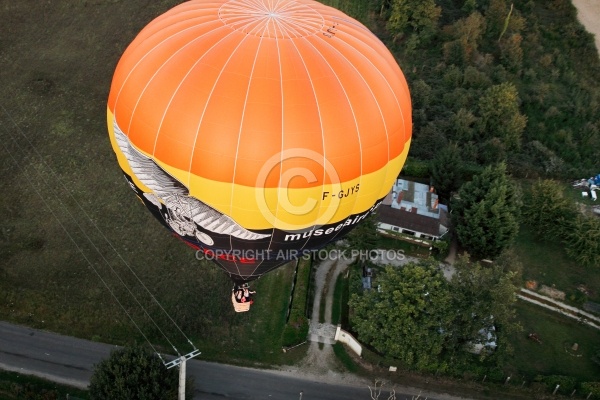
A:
0,0,312,368
331,271,349,326
0,0,375,368
512,225,600,303
508,302,600,382
0,370,88,400
332,342,360,373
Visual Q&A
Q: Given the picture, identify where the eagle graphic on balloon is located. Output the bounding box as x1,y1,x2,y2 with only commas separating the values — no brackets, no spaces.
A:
107,0,412,311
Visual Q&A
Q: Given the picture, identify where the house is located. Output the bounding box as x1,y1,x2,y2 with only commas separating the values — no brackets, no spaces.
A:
376,179,449,241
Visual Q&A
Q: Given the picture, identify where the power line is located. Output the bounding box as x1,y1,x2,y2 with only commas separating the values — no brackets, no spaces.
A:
3,98,195,350
0,102,196,355
0,129,164,360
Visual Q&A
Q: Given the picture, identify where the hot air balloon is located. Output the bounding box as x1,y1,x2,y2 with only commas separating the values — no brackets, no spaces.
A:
107,0,412,310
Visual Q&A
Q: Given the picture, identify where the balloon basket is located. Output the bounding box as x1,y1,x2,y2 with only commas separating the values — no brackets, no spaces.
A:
231,293,251,313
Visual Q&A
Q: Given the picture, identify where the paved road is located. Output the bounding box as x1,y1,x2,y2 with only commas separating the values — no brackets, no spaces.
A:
0,321,434,400
0,321,114,388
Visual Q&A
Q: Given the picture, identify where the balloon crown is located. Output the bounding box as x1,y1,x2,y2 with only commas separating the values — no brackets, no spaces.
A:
219,0,324,39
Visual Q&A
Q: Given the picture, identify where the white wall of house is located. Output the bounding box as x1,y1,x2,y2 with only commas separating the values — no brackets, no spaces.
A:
377,222,436,241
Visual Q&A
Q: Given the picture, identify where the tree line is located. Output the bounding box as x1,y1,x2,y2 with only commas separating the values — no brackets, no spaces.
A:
337,0,600,385
325,0,599,185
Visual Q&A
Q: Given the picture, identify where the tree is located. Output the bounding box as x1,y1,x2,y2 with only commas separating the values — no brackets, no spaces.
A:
386,0,441,40
430,143,463,200
89,345,191,400
410,122,448,160
523,180,599,268
564,215,600,268
349,262,454,372
346,214,380,252
524,141,567,176
443,12,486,65
462,0,477,13
499,33,524,72
448,108,477,142
522,180,576,239
484,0,509,39
478,137,507,164
451,163,520,259
477,82,527,149
484,0,526,40
410,79,433,110
449,253,521,360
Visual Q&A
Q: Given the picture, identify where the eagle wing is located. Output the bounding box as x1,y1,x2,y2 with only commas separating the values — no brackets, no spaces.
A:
113,121,270,241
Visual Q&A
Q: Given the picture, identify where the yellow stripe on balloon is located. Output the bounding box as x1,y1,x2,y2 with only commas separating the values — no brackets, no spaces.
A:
109,108,409,230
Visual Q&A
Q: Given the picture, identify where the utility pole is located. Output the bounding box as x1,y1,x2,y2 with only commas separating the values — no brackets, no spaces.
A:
179,356,186,400
164,349,200,400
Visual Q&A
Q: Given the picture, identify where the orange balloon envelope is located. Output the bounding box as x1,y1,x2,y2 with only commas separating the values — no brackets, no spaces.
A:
107,0,412,284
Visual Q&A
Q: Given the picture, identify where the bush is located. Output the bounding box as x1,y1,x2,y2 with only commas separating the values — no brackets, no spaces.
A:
432,238,449,257
534,374,577,395
580,382,600,399
566,289,588,307
486,367,505,383
347,262,364,300
401,157,430,178
89,345,189,400
281,259,311,347
282,312,309,347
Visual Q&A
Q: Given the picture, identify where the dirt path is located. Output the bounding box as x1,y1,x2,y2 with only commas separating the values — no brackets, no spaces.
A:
276,255,474,399
518,288,600,330
297,257,364,382
278,257,384,388
572,0,600,54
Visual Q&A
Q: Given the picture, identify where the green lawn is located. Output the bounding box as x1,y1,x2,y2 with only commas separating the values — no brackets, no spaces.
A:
0,230,298,367
508,301,600,382
206,263,296,365
0,0,307,371
332,343,360,373
282,258,311,349
0,370,88,400
511,225,600,303
331,272,349,327
377,235,432,258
